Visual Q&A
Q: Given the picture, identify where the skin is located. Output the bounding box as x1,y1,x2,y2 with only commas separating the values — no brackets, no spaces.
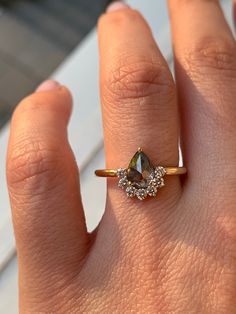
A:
5,1,236,313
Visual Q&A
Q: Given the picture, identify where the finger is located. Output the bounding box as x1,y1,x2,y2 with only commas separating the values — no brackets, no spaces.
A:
98,4,180,211
168,1,236,177
7,81,88,306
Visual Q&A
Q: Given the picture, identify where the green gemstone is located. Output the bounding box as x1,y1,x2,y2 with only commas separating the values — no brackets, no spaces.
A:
127,150,154,188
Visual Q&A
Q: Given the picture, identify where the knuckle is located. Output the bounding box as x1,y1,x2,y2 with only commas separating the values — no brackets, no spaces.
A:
7,137,62,190
183,37,236,75
103,59,174,105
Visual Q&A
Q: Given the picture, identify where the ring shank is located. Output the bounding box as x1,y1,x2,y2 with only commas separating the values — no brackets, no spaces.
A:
95,167,187,177
95,169,118,177
165,167,187,175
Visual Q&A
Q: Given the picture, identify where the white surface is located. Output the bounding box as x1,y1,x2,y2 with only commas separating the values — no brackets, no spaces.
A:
0,258,18,314
80,149,106,232
0,125,15,271
0,0,234,313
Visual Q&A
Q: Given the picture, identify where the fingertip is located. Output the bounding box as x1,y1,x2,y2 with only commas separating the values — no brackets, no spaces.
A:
35,80,72,104
99,1,137,24
106,1,129,13
56,85,73,110
12,83,73,130
36,79,61,92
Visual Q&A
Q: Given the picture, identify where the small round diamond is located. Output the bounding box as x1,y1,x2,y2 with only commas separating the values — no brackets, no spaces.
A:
150,176,165,189
136,188,148,200
150,178,159,187
117,168,127,178
159,178,165,187
147,186,158,197
118,177,128,189
126,186,136,198
155,166,166,177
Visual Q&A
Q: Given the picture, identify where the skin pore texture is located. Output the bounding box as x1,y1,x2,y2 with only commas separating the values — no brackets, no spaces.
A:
6,1,236,313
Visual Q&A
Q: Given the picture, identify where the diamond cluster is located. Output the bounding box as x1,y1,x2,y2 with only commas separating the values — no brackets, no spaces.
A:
117,167,166,200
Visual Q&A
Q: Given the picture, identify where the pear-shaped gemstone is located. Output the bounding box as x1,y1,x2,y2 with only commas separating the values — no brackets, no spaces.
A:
127,150,154,188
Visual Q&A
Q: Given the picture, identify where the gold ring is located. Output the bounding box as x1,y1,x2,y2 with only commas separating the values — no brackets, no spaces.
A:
95,148,187,201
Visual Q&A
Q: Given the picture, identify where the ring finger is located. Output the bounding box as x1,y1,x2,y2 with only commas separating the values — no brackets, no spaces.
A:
98,3,181,213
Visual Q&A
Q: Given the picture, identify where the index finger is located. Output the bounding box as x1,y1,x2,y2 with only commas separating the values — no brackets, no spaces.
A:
6,82,88,309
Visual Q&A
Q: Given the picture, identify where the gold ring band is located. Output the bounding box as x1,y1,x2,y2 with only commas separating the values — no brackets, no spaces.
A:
95,167,187,177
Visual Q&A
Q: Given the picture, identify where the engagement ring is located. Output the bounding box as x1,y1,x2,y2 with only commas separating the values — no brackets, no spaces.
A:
95,148,187,200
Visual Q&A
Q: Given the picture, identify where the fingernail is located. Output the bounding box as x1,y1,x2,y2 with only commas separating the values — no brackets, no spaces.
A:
36,80,61,92
106,1,129,13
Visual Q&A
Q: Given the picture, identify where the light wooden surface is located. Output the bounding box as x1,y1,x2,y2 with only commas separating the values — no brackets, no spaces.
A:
0,1,233,313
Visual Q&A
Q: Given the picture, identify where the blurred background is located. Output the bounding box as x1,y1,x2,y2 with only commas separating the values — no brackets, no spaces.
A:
0,0,107,128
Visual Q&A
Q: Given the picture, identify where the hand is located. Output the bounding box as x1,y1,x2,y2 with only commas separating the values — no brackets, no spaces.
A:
6,1,236,313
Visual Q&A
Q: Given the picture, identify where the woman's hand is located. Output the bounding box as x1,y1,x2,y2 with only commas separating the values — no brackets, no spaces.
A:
6,1,236,313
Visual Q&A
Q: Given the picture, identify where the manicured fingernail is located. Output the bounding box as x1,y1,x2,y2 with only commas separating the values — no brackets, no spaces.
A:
36,80,61,92
106,1,129,13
